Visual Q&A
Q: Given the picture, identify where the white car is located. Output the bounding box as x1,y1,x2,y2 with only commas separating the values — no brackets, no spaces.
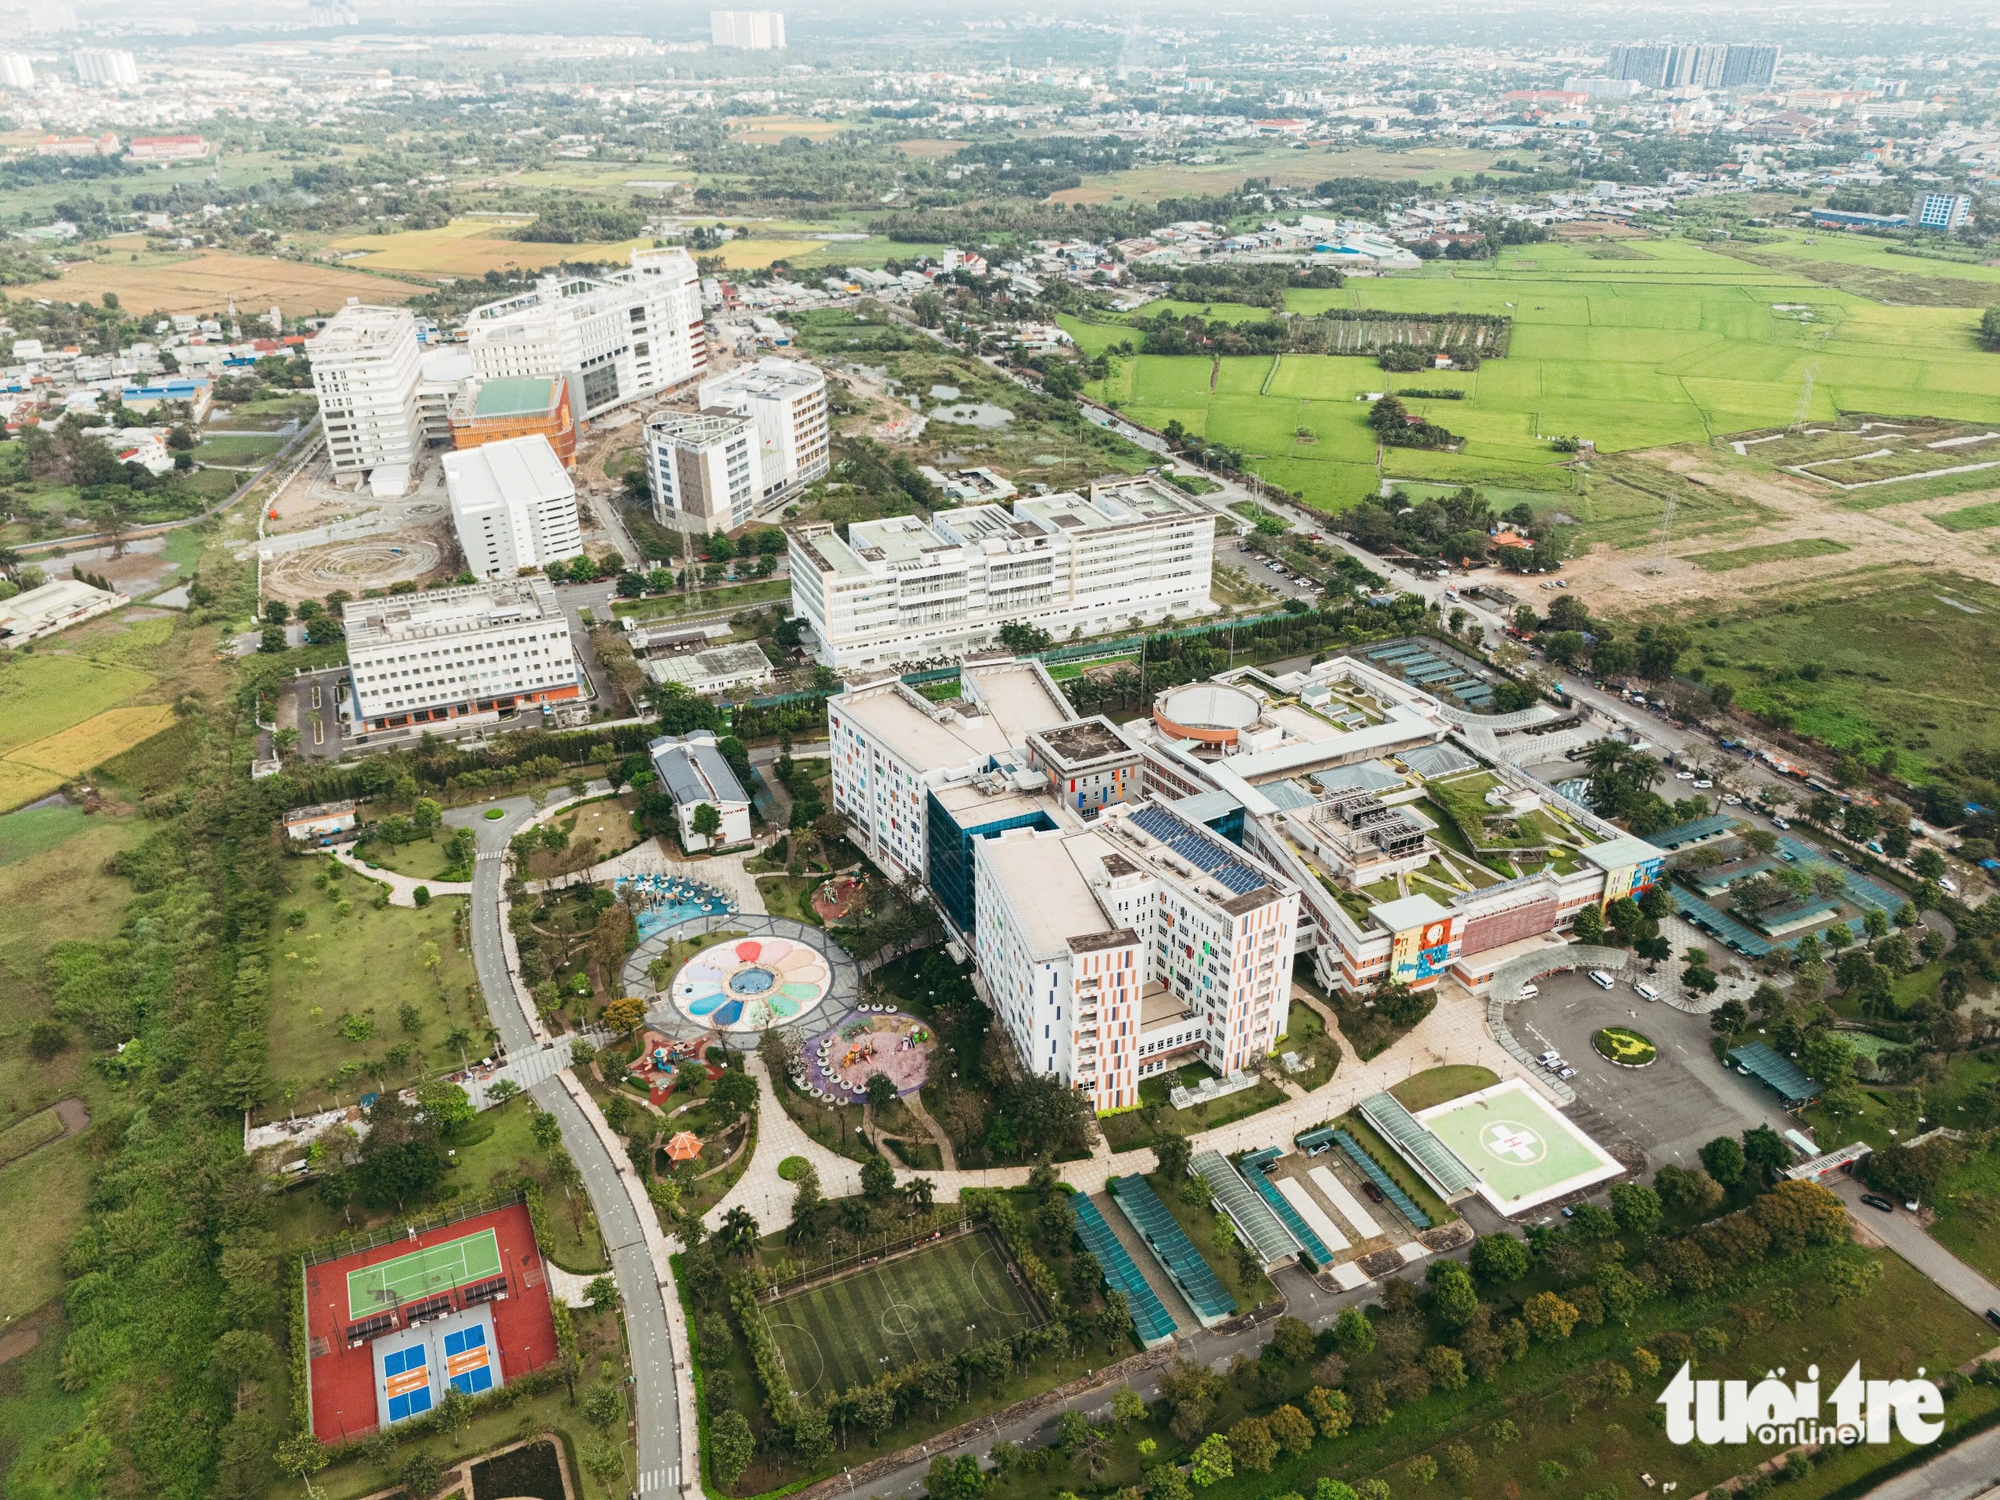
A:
1772,815,1791,830
1941,876,1959,893
1694,778,1714,789
1722,794,1742,806
1538,1049,1560,1063
1675,771,1696,781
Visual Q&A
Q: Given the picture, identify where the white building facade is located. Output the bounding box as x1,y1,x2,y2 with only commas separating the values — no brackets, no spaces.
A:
442,435,584,579
649,731,753,851
343,579,579,733
308,303,423,493
695,357,830,506
645,410,762,534
466,248,705,423
710,9,785,48
72,48,137,85
788,477,1215,670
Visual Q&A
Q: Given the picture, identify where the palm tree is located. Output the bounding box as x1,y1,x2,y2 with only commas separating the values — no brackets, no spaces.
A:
902,1176,936,1215
719,1206,760,1259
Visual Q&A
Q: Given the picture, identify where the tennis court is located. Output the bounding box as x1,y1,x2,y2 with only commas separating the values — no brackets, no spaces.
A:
347,1228,503,1313
763,1228,1043,1400
1414,1078,1623,1214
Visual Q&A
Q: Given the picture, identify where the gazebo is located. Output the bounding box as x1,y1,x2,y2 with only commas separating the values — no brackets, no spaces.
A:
664,1130,703,1167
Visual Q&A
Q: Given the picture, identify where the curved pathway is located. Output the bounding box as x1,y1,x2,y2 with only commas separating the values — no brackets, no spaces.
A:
329,846,473,906
449,795,693,1499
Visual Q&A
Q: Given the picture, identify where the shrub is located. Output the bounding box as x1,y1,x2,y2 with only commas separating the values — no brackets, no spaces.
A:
1441,1439,1479,1482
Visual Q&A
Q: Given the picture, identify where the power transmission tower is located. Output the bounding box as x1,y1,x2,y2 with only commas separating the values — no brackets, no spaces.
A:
1648,485,1677,576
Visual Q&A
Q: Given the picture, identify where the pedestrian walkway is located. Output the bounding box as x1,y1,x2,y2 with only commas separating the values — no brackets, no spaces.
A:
702,986,1531,1231
328,846,473,906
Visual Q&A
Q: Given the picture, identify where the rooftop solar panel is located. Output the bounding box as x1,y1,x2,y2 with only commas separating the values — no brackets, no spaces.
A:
1109,1175,1237,1323
1192,1150,1299,1265
1239,1158,1337,1265
1129,803,1273,898
1073,1194,1179,1345
1358,1092,1481,1197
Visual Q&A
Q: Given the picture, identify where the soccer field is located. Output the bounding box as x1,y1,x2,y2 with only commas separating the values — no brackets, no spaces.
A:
347,1229,504,1313
1416,1079,1622,1213
763,1229,1044,1401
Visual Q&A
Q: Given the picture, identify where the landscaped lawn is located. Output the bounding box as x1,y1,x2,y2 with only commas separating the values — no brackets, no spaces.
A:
264,854,478,1120
1100,1064,1289,1151
1388,1063,1498,1112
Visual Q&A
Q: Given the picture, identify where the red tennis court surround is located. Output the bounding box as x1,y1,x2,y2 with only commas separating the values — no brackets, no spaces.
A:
303,1202,559,1444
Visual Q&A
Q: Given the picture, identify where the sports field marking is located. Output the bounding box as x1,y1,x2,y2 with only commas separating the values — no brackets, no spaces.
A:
346,1229,502,1313
765,1229,1042,1397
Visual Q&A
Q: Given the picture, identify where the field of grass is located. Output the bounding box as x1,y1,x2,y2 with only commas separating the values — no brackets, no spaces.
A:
1387,1064,1499,1112
264,854,477,1120
1640,569,2000,771
764,1228,1042,1402
0,656,156,757
7,248,415,316
193,432,287,465
610,578,792,621
1931,498,2000,532
1686,536,1852,571
0,1131,93,1322
1088,235,2000,515
326,217,658,278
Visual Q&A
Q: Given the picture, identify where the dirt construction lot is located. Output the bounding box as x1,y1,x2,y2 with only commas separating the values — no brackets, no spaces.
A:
1561,444,2000,612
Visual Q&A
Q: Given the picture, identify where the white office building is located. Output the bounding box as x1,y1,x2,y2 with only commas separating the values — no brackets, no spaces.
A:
1,53,35,88
466,248,704,423
442,435,584,580
710,9,785,48
343,579,579,733
72,48,137,85
696,357,830,507
649,731,753,851
1914,191,1973,234
308,303,423,495
974,800,1299,1113
646,410,762,534
787,476,1215,670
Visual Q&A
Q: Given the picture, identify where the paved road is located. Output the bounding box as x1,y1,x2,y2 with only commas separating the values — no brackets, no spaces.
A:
453,796,687,1498
1859,1422,2000,1500
1827,1174,2000,1322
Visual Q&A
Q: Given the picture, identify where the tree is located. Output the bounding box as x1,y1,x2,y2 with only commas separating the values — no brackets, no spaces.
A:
1743,1123,1790,1181
719,1206,760,1258
690,802,722,841
1698,1135,1746,1187
1270,1314,1315,1363
865,1070,897,1111
1610,1181,1663,1235
711,1411,754,1488
1189,1433,1234,1487
1154,1133,1194,1182
1305,1386,1350,1439
712,1066,758,1124
1470,1231,1529,1285
1825,1256,1883,1305
1229,1415,1278,1473
1523,1291,1581,1342
1981,304,2000,353
1426,1259,1478,1327
861,1152,897,1198
398,1450,445,1499
1147,1464,1194,1500
1441,1438,1480,1483
1334,1304,1376,1356
601,995,647,1036
586,1275,619,1313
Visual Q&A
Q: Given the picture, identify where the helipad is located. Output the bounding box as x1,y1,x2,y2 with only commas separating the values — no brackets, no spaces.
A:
1413,1077,1623,1215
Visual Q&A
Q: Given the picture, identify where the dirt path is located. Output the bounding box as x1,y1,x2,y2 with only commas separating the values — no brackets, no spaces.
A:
1562,444,2000,611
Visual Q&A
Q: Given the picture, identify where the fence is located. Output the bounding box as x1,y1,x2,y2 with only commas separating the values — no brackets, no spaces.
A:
302,1188,526,1270
755,1204,979,1303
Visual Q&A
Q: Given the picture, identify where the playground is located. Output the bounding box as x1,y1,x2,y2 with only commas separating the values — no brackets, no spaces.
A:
797,1009,935,1103
811,875,866,924
625,1028,721,1105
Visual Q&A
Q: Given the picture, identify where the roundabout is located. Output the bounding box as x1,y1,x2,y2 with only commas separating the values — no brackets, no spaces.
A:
1593,1026,1658,1067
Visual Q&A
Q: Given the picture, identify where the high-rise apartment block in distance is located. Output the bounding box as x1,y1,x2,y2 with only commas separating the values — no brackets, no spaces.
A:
308,303,423,495
646,411,762,535
710,10,785,48
465,248,704,424
0,54,35,89
442,435,585,580
695,358,829,507
1607,42,1778,89
72,48,137,86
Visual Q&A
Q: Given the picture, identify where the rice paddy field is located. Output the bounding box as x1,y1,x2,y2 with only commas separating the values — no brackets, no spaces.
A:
1082,234,2000,515
6,248,419,316
0,656,180,812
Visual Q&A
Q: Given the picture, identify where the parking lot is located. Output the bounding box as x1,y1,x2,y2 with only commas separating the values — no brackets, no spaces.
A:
1508,971,1799,1194
1217,536,1328,605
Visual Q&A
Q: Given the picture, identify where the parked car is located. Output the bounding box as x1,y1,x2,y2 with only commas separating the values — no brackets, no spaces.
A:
1519,983,1540,999
1557,1066,1577,1080
1941,876,1959,893
1904,1199,1920,1212
1676,771,1696,781
1985,1309,2000,1331
1859,1194,1895,1213
1772,816,1791,830
1693,778,1714,789
1588,970,1616,990
1360,1181,1385,1204
1722,794,1742,806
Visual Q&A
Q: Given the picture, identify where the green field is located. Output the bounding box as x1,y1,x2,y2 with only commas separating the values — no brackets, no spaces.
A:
1087,235,2000,514
0,656,155,758
1931,499,2000,532
345,1228,503,1312
1686,537,1852,571
1654,571,2000,770
763,1228,1043,1401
